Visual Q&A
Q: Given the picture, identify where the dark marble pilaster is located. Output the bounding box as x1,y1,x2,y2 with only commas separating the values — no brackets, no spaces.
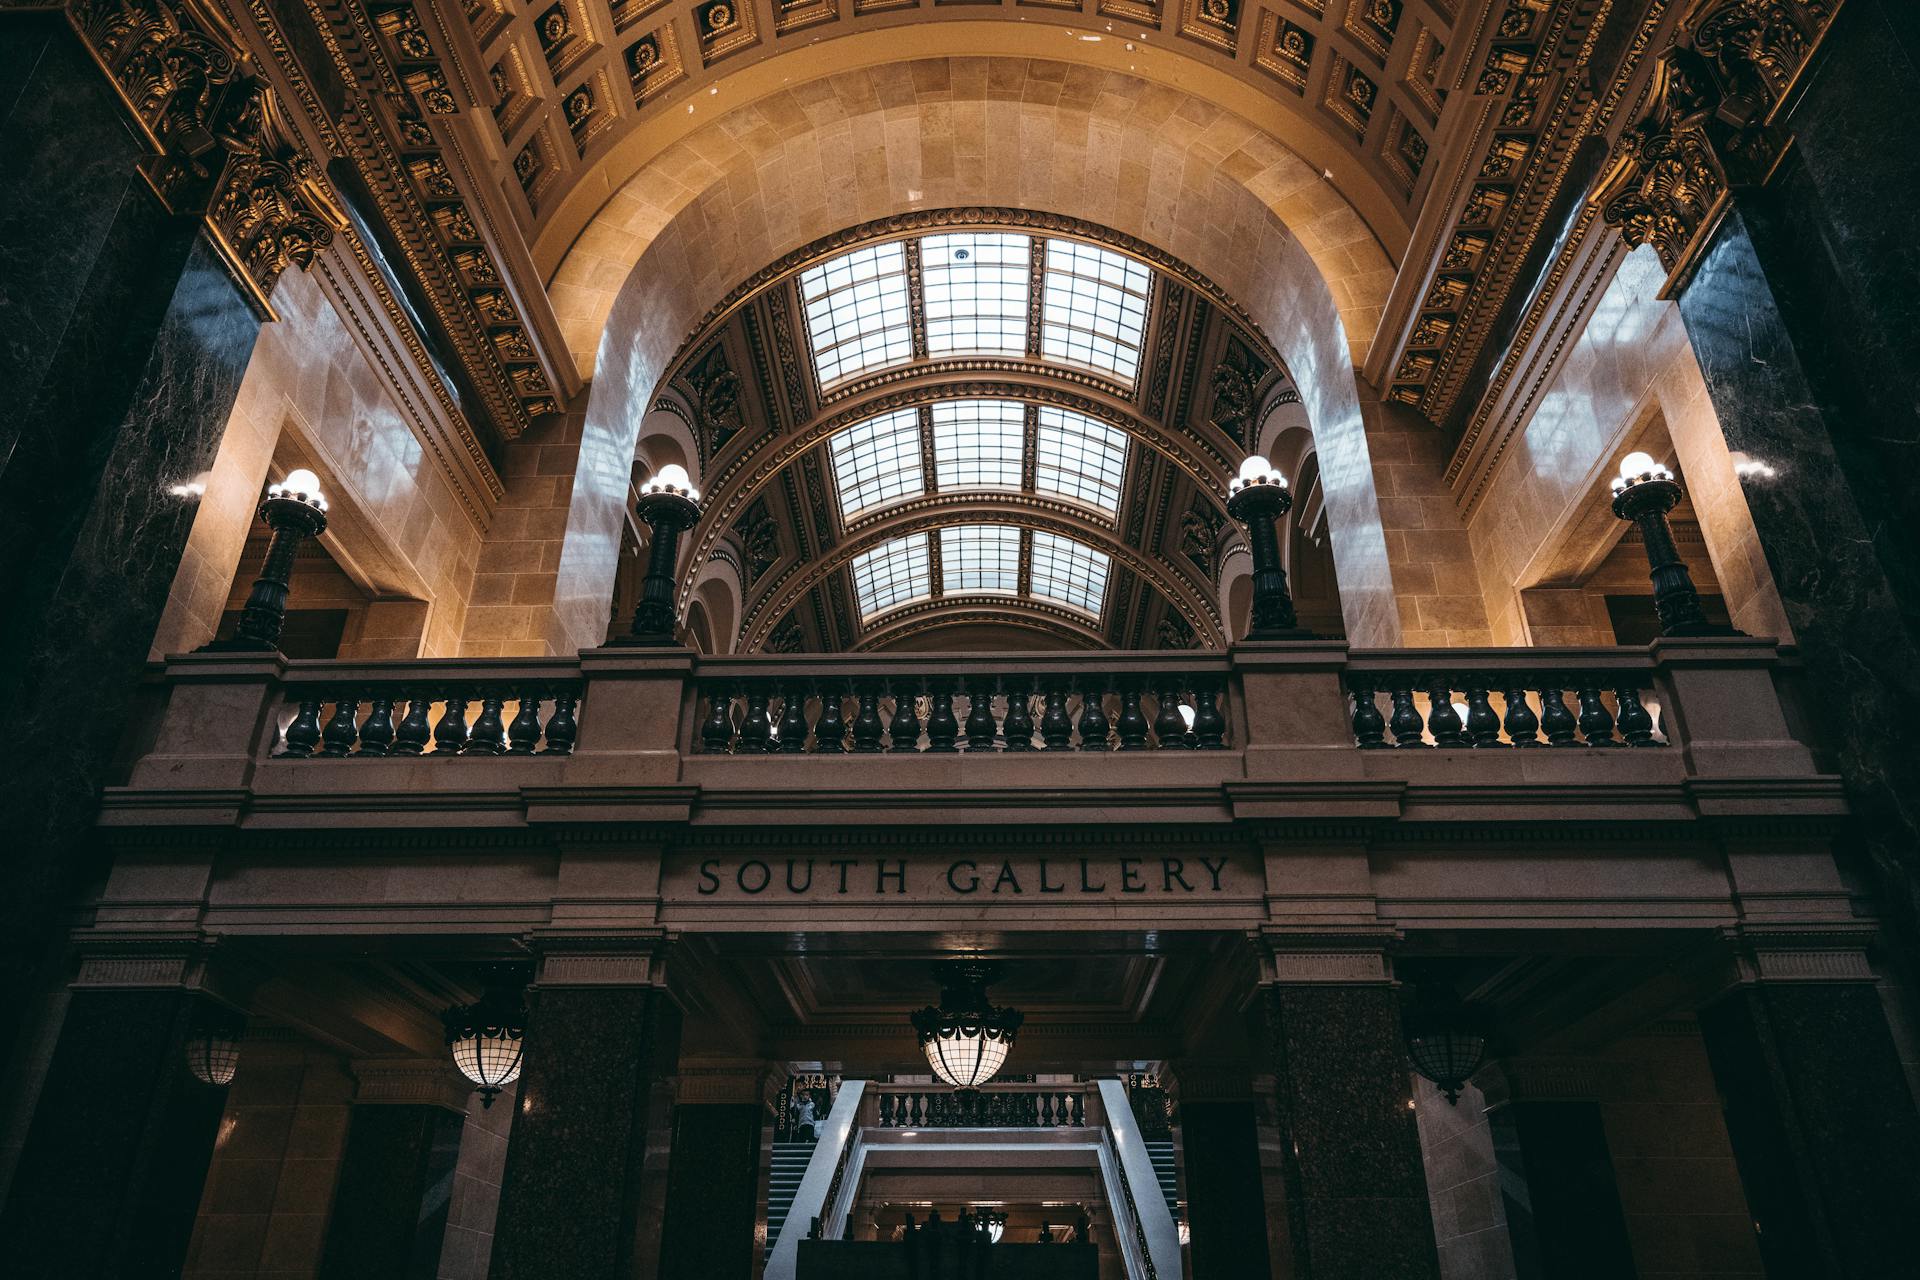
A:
656,1103,765,1279
1698,981,1920,1278
1261,982,1441,1279
320,1104,465,1279
0,988,231,1278
1671,0,1920,969
487,985,681,1279
1178,1101,1272,1278
0,16,262,1053
1486,1101,1634,1280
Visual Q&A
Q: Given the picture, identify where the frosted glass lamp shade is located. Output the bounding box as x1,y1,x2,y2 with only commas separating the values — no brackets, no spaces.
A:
185,1027,241,1086
921,1026,1014,1089
444,996,527,1107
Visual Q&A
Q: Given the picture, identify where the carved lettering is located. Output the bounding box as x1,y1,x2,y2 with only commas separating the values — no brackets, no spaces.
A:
831,858,855,893
698,859,721,894
992,861,1023,894
948,860,979,893
876,860,906,894
1080,859,1107,893
738,860,770,893
1039,859,1065,894
1200,857,1229,890
1162,858,1192,892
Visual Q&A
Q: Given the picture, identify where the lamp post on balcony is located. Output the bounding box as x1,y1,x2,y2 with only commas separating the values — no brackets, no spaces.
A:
1226,455,1314,640
617,464,702,645
1609,452,1741,637
201,469,328,652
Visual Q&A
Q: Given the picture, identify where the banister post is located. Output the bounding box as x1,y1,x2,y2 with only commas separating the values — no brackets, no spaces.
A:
1650,637,1819,779
123,653,287,792
1231,641,1355,779
571,647,697,784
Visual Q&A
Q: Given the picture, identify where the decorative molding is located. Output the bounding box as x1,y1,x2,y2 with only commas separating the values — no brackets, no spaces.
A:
351,1059,476,1110
531,931,671,986
1593,0,1841,293
1255,928,1401,984
71,933,217,990
1720,922,1879,986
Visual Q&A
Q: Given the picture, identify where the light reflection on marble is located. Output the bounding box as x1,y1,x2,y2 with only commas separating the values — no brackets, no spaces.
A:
559,58,1405,651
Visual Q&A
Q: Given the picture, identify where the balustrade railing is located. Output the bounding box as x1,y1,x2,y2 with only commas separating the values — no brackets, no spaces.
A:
1343,652,1667,749
272,664,582,758
872,1087,1088,1128
692,656,1233,754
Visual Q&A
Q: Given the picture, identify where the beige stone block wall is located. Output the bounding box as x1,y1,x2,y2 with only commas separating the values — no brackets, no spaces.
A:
458,413,584,657
184,1037,353,1279
1365,394,1494,647
1467,247,1789,647
152,257,484,661
438,1084,518,1280
1414,1077,1515,1280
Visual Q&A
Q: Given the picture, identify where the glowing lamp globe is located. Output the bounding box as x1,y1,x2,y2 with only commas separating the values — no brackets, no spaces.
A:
643,463,699,501
185,1023,242,1087
909,961,1024,1091
444,995,527,1108
1230,454,1285,496
1610,451,1672,496
270,468,328,511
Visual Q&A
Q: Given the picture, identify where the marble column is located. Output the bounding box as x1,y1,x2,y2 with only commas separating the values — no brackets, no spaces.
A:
1697,946,1920,1278
1178,1099,1272,1278
0,980,235,1277
319,1064,473,1279
1667,0,1920,964
656,1104,766,1278
487,946,680,1279
0,14,262,1053
1259,945,1441,1279
1476,1061,1633,1280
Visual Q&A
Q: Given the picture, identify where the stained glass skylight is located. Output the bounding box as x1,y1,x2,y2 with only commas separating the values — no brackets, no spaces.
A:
798,242,914,388
1039,240,1151,384
938,524,1022,594
1035,406,1128,515
922,233,1031,357
829,408,925,518
851,534,933,619
1029,530,1111,616
931,399,1024,491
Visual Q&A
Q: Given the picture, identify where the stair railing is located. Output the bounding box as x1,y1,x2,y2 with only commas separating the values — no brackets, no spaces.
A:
765,1079,867,1280
1096,1078,1183,1280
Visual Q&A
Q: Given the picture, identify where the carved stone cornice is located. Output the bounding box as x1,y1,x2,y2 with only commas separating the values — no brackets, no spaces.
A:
1253,927,1403,986
1594,0,1841,291
351,1058,476,1111
35,0,345,317
1718,921,1878,987
528,930,673,988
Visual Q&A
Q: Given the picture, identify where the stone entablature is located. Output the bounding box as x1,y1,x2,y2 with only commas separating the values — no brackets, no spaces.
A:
92,637,1852,946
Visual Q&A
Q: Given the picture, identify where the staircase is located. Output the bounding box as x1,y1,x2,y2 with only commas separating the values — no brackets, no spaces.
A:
765,1141,815,1261
1145,1140,1179,1220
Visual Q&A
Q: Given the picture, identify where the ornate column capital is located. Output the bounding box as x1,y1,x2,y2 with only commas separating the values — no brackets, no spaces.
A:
1252,926,1402,985
39,0,344,316
527,930,673,987
69,930,259,1008
1718,921,1879,987
1593,0,1843,291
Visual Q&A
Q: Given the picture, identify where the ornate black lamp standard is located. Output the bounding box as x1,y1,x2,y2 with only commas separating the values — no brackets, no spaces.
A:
201,469,328,652
1225,454,1314,641
1609,451,1741,637
616,463,702,645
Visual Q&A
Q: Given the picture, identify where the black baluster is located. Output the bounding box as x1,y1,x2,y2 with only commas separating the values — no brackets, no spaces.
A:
1071,1092,1085,1125
1575,684,1620,746
1002,682,1035,751
1502,686,1541,747
432,696,468,755
280,699,323,758
1040,687,1074,750
507,692,543,754
777,685,809,753
1350,684,1387,749
541,694,578,756
1388,687,1425,748
1076,681,1111,751
700,685,735,753
1153,686,1189,750
1540,686,1579,747
1616,685,1658,747
878,1093,893,1127
852,685,885,753
393,695,432,755
356,695,396,756
321,696,360,757
815,684,848,753
926,685,960,752
1464,685,1504,747
889,682,922,753
1042,1093,1056,1125
964,679,998,751
464,695,507,754
739,690,773,753
1427,682,1466,747
1192,685,1227,749
1116,686,1149,750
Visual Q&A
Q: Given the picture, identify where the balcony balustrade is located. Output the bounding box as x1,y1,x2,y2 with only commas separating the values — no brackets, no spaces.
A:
103,637,1836,831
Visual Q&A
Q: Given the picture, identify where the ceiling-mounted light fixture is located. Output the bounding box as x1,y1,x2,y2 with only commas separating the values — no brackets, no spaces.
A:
443,976,528,1108
1404,998,1492,1105
184,1008,245,1087
911,960,1024,1090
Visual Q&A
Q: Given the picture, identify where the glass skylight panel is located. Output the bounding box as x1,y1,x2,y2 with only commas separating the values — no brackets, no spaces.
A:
828,409,925,518
921,233,1032,357
851,534,932,619
1034,406,1129,516
1029,531,1111,617
798,242,914,388
938,524,1021,594
931,399,1025,491
1040,239,1151,384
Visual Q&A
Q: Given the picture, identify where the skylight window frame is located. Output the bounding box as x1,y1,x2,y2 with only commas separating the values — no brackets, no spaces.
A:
828,408,927,520
920,232,1034,360
1027,529,1112,617
1038,239,1153,387
797,241,917,391
930,398,1026,494
850,533,934,620
937,524,1023,596
1033,405,1130,519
